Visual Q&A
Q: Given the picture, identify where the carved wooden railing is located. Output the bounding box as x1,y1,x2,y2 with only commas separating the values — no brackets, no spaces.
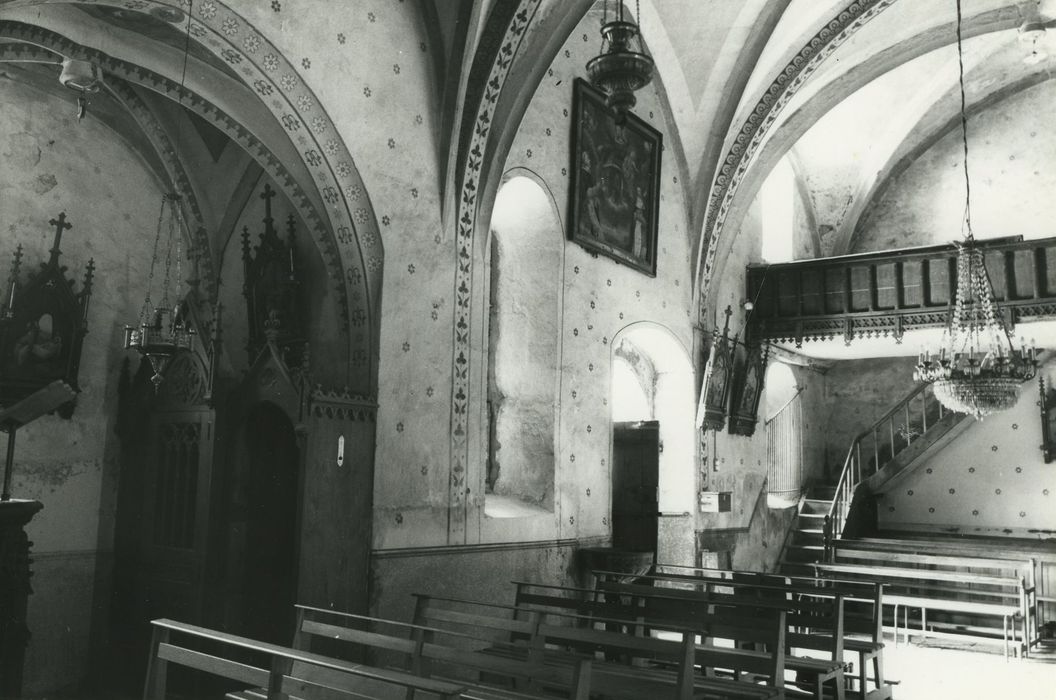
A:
823,381,950,561
747,235,1056,346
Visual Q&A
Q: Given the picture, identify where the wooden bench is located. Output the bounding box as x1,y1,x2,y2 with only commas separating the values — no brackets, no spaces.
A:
831,543,1040,648
506,583,796,698
413,592,783,700
646,565,889,700
143,617,468,700
811,561,1029,659
587,577,847,700
290,604,591,700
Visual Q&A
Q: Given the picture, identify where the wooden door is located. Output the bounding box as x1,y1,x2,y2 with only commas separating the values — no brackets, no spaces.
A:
611,421,659,554
136,409,216,625
234,402,300,645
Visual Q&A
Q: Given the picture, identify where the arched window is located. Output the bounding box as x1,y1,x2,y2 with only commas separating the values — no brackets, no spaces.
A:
485,175,562,517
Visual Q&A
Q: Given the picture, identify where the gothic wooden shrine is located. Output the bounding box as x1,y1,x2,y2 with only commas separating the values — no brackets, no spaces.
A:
729,340,770,437
242,184,305,369
0,213,93,415
697,306,734,432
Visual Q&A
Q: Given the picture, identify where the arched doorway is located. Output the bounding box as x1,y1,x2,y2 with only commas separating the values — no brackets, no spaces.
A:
232,401,301,645
610,324,696,564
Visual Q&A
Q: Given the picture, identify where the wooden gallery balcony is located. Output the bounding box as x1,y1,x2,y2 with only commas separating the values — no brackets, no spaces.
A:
745,236,1056,347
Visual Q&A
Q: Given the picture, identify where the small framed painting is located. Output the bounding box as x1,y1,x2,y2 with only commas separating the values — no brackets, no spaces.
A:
568,78,661,277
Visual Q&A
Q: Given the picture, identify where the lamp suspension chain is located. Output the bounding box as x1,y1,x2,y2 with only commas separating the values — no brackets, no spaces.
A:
955,0,973,240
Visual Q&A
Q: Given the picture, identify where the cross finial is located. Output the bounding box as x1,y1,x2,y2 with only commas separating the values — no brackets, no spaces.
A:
48,212,72,266
261,184,277,222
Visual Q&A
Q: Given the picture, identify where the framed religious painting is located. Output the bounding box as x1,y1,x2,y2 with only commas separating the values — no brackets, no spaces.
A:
568,78,662,277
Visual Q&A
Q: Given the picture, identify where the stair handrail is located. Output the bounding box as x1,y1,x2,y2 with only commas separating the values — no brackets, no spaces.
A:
824,379,944,561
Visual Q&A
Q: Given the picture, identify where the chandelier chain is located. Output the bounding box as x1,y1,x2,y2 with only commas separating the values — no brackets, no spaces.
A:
138,196,167,324
912,0,1037,419
955,0,973,240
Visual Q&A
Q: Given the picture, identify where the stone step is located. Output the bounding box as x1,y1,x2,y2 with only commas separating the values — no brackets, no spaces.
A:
801,499,832,515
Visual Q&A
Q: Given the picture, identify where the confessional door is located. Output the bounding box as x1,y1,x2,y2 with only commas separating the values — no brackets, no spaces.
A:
611,421,659,555
223,401,301,646
135,408,217,626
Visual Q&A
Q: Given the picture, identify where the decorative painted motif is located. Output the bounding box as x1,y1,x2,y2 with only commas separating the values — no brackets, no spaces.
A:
311,385,378,422
449,0,542,543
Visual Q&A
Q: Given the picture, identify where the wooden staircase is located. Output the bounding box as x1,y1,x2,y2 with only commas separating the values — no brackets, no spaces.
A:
779,486,833,577
778,381,966,575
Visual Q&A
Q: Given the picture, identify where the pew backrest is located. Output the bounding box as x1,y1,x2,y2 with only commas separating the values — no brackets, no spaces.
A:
143,618,467,700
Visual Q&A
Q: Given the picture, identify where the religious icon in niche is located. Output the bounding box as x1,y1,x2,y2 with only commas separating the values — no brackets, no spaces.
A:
0,213,93,416
728,340,771,437
568,78,661,276
696,306,734,433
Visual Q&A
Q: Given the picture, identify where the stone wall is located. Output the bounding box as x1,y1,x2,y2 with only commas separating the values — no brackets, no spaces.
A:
0,77,161,693
855,81,1056,253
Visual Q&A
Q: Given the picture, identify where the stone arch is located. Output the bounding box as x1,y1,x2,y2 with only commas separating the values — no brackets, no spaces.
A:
445,0,593,541
609,322,696,561
693,0,901,320
694,1,1031,322
483,170,565,516
0,0,383,393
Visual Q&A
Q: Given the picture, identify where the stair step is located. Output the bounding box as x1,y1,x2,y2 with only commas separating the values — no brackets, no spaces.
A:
801,499,832,515
798,512,826,519
797,528,824,535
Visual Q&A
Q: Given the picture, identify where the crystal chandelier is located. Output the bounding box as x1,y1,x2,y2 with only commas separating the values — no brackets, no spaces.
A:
586,0,654,120
912,0,1037,418
123,193,195,391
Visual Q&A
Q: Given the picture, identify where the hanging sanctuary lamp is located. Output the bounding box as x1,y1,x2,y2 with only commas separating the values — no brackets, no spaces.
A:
586,0,654,120
912,0,1037,418
122,4,197,390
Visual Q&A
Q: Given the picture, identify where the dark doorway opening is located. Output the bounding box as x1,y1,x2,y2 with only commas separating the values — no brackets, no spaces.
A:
611,420,659,556
236,401,300,645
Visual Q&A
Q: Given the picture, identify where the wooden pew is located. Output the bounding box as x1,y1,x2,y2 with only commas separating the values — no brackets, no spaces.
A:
811,561,1028,659
291,604,591,700
831,543,1040,652
413,592,783,700
505,582,796,698
143,618,467,700
646,565,889,700
513,578,846,700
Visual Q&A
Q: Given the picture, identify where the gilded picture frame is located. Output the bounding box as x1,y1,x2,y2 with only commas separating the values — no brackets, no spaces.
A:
568,79,661,277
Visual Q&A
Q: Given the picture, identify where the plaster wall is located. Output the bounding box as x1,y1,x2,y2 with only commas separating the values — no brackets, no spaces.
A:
855,80,1056,253
216,1,455,546
0,77,163,693
351,6,697,604
876,360,1056,538
704,194,826,569
368,8,693,560
820,358,918,471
